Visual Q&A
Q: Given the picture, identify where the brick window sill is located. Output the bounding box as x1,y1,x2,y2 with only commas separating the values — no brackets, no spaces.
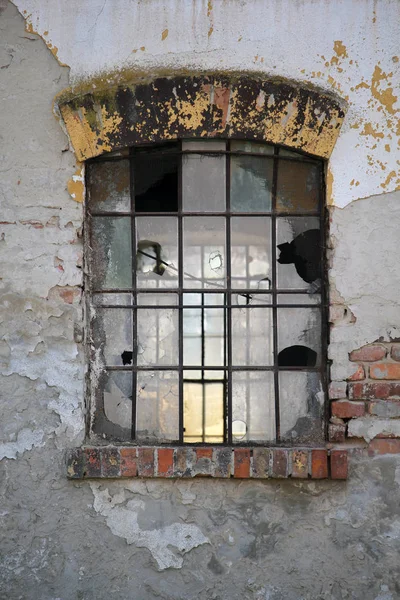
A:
67,446,348,480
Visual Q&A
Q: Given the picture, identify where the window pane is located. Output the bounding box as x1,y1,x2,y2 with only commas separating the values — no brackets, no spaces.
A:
92,308,133,367
277,159,321,213
276,216,321,290
232,371,275,442
277,294,321,305
136,293,178,307
182,140,226,212
183,371,225,443
232,307,273,366
137,308,178,366
136,216,178,288
231,140,274,154
279,372,324,443
88,160,130,212
136,371,179,442
183,301,225,367
134,144,179,212
91,217,132,290
93,293,133,306
231,217,272,289
102,370,132,433
231,155,273,212
277,308,321,367
183,217,226,288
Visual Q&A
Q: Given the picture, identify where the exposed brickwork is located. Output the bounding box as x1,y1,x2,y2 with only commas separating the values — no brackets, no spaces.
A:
349,345,386,362
368,439,400,456
66,447,347,479
331,451,348,479
328,422,346,443
369,363,400,380
331,401,365,419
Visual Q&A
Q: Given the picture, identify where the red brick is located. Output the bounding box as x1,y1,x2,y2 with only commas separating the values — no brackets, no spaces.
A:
84,448,101,478
348,382,400,400
292,450,309,478
157,448,174,477
252,448,270,478
213,448,232,478
331,400,365,419
234,448,250,478
348,365,365,381
349,345,386,362
311,450,328,479
195,448,213,460
67,449,84,479
101,448,120,477
330,451,348,479
174,447,192,477
329,423,346,443
328,381,347,399
272,449,288,478
120,448,137,477
138,447,155,477
370,363,400,380
368,439,400,456
391,345,400,361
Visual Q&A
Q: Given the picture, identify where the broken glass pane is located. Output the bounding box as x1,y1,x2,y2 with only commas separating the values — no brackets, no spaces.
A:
276,216,321,290
91,217,132,290
231,154,273,212
277,159,321,213
92,308,133,367
182,140,226,212
183,217,226,288
277,308,321,367
231,217,272,289
88,160,130,212
136,308,178,366
279,371,324,443
232,307,273,366
232,371,275,442
183,372,225,443
231,140,274,154
136,370,179,442
102,370,132,432
136,216,178,288
134,144,179,212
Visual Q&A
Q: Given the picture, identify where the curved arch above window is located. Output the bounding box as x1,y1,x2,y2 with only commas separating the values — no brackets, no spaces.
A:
57,73,347,162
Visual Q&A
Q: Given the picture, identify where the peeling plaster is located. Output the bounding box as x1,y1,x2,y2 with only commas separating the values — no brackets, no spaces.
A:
90,483,209,570
0,426,45,459
348,418,400,443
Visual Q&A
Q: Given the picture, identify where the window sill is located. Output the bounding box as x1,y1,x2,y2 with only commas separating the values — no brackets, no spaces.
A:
66,446,348,480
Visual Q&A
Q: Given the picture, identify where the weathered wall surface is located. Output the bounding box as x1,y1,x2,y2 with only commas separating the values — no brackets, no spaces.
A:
1,1,400,599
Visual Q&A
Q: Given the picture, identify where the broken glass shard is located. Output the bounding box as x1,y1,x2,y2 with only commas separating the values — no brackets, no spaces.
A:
103,370,132,431
276,217,320,290
183,217,226,288
136,217,178,288
136,307,178,366
88,160,130,212
134,144,179,212
277,308,321,366
136,370,179,442
279,372,324,443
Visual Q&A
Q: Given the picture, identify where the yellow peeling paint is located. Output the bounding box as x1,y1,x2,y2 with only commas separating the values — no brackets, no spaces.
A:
360,123,384,139
208,26,214,37
161,29,168,41
24,18,68,67
371,66,398,115
326,168,334,205
333,41,348,59
67,164,84,203
355,81,369,90
380,170,397,189
385,144,391,152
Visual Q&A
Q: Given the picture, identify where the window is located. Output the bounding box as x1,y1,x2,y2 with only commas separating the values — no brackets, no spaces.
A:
86,139,326,446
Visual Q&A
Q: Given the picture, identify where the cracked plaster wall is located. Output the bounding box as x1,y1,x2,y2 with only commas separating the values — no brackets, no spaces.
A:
1,1,400,599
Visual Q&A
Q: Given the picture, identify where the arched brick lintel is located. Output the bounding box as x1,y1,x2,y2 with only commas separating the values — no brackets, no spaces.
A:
58,74,347,162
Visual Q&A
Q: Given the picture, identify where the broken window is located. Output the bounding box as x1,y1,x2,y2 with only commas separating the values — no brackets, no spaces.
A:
87,140,326,445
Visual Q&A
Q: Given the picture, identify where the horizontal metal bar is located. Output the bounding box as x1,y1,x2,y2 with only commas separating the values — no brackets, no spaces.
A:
88,210,321,218
94,303,323,309
92,288,321,294
105,365,324,372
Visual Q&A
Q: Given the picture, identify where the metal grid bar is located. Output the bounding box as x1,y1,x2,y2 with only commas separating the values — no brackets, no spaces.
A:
226,141,233,444
129,147,138,440
178,141,184,443
271,148,280,442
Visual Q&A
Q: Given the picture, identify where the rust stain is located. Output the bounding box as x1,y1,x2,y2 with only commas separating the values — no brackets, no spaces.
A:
161,29,169,41
67,164,84,203
371,66,398,115
360,123,384,139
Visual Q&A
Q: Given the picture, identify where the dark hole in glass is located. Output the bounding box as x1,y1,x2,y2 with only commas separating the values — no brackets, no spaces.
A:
134,144,179,212
278,345,317,367
121,350,133,365
277,228,321,284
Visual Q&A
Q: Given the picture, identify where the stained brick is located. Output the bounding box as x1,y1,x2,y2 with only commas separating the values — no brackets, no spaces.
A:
157,448,174,477
101,447,120,477
66,449,84,479
328,381,347,399
195,448,213,460
252,448,270,478
349,345,386,362
138,447,154,477
234,448,250,478
330,450,348,479
272,449,288,478
391,345,400,362
331,400,365,419
311,450,328,479
370,363,400,380
291,450,309,478
368,401,400,418
120,448,137,477
84,448,101,478
368,439,400,456
174,447,189,476
348,365,365,381
328,423,346,443
348,382,400,400
213,448,232,478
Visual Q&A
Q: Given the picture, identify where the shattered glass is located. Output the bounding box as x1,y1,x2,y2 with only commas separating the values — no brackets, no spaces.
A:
136,370,179,442
278,308,321,367
231,217,272,289
136,217,178,288
102,370,132,431
88,160,131,212
183,217,226,288
279,371,324,443
232,371,275,442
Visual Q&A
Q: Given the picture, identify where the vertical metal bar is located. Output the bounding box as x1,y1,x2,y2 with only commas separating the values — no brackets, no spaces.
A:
271,148,280,442
178,141,184,444
321,163,329,441
226,141,232,445
130,148,138,440
201,292,205,442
